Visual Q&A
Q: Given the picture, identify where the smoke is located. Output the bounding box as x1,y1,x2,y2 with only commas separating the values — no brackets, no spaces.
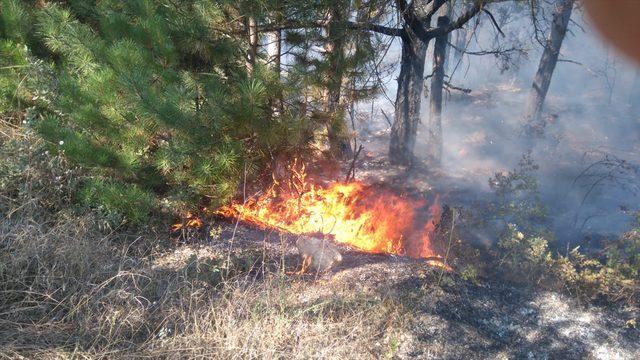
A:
355,4,640,245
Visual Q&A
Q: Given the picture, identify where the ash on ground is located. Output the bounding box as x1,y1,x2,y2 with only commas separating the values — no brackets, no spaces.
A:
172,221,639,359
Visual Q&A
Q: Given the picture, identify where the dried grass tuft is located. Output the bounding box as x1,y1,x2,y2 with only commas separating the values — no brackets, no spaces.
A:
0,124,407,359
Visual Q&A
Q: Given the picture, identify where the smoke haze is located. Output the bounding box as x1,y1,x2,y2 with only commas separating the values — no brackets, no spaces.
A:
355,4,640,245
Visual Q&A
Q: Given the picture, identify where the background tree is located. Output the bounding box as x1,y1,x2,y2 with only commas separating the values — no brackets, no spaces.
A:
1,0,317,221
426,13,450,165
388,0,485,166
268,0,391,158
524,0,575,137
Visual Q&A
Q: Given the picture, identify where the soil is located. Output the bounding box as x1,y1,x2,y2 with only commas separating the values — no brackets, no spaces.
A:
172,87,640,358
175,220,640,360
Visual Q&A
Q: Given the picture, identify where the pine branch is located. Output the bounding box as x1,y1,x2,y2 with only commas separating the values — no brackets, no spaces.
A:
259,20,402,37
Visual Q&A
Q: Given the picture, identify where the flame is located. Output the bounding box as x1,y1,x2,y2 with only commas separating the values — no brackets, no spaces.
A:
171,211,203,232
217,162,441,259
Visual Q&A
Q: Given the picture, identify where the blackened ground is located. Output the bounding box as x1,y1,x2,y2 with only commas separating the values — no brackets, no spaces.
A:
193,220,639,359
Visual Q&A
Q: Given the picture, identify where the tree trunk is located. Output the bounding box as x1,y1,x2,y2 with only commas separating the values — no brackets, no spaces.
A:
323,4,351,157
246,16,258,76
389,30,429,165
524,0,574,135
427,15,450,164
266,29,281,79
266,28,283,115
442,4,454,74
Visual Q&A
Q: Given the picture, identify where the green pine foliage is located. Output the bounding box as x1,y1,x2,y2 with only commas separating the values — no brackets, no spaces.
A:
0,0,32,114
0,0,392,223
0,39,27,114
281,0,390,155
79,178,155,225
1,0,314,222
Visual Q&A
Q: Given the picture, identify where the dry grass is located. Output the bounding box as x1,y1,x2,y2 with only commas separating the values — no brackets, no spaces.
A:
0,123,408,359
0,213,406,359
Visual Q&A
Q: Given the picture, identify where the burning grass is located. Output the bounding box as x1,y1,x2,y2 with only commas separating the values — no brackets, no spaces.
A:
217,161,442,259
0,127,411,358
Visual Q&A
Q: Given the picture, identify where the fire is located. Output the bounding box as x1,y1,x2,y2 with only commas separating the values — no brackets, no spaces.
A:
171,211,203,232
217,162,441,259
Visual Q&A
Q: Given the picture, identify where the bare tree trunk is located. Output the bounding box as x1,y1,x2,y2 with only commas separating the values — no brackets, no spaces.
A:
266,28,283,115
388,0,482,165
427,15,450,164
246,16,258,76
524,0,574,135
389,30,429,165
442,4,454,74
323,3,351,158
266,29,281,79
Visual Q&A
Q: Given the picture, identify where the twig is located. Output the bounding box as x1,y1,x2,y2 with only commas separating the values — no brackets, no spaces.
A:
225,161,248,279
443,81,471,94
447,41,519,56
482,9,505,37
345,145,364,182
437,207,456,286
380,109,393,128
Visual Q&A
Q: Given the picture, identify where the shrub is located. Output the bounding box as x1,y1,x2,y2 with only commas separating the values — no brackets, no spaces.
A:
79,178,156,225
1,0,315,221
490,153,639,302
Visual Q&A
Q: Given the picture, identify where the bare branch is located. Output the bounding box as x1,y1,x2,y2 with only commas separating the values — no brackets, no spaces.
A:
425,0,448,19
482,8,505,37
259,20,402,37
427,1,483,37
447,41,518,56
346,21,403,36
444,81,472,93
381,109,393,128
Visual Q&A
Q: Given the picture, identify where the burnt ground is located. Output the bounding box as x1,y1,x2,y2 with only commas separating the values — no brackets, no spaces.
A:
173,220,640,360
162,86,640,358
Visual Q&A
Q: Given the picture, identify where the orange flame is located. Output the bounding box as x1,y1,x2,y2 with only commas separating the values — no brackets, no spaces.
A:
217,163,441,259
171,211,203,232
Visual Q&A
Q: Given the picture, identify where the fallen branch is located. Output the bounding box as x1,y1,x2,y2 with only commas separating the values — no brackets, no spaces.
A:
381,109,393,128
444,81,472,94
345,144,364,182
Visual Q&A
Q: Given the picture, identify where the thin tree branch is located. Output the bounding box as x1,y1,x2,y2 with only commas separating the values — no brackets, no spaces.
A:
259,20,402,37
447,41,518,56
482,8,505,37
427,1,483,37
347,21,403,36
444,81,472,93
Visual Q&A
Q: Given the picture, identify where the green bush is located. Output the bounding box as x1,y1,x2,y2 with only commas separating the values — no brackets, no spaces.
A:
79,178,156,225
491,153,639,303
1,0,314,221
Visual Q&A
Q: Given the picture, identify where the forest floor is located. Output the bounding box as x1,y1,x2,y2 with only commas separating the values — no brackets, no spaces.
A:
176,222,640,359
3,212,637,359
3,87,640,359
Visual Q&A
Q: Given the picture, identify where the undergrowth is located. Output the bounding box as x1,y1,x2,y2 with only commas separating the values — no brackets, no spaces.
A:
489,152,639,304
0,121,406,359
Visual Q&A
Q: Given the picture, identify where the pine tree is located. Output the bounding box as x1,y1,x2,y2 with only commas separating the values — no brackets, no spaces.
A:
0,0,40,115
1,0,314,222
1,0,394,222
280,0,389,158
